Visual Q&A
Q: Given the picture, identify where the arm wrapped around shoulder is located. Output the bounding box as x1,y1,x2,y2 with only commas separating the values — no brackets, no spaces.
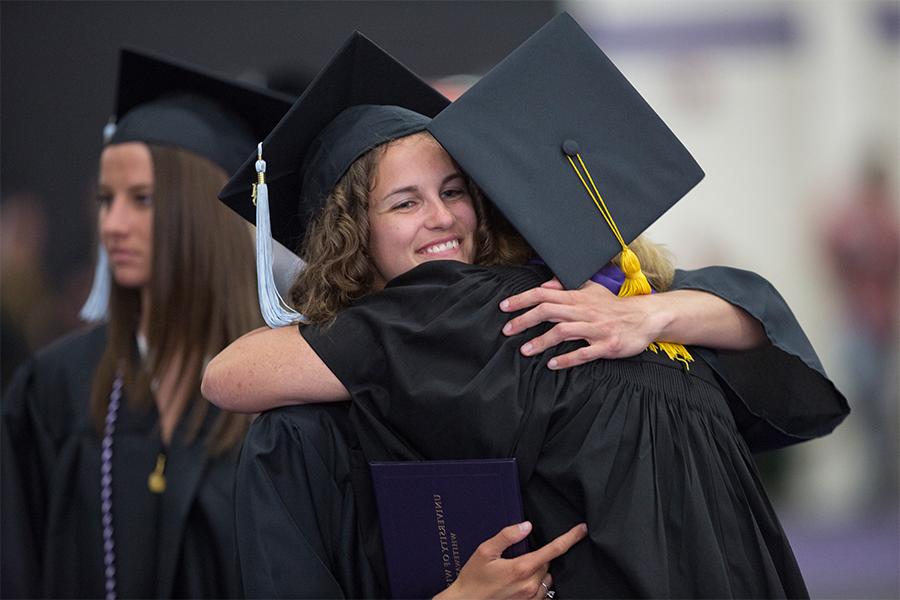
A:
672,266,849,452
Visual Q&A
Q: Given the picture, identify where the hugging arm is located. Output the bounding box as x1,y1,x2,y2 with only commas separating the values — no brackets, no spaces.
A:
671,266,848,450
202,325,349,413
501,275,765,368
501,265,849,451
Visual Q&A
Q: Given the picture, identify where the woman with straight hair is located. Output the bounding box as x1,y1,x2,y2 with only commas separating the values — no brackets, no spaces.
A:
1,49,292,599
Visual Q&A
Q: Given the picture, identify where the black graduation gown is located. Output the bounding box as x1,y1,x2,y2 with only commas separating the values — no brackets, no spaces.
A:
235,403,387,598
234,261,848,598
1,325,241,599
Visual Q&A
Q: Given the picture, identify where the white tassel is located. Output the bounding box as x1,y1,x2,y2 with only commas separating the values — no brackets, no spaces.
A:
254,143,305,328
271,238,306,299
102,118,117,144
80,245,111,322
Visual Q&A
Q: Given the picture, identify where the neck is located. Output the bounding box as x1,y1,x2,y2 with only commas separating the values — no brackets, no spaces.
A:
138,287,151,340
155,350,199,445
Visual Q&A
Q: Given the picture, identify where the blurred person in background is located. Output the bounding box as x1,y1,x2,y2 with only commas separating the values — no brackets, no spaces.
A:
1,193,56,382
823,153,899,508
0,49,291,598
0,192,98,389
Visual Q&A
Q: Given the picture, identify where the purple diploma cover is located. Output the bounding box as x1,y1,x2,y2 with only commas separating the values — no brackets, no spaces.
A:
369,459,527,598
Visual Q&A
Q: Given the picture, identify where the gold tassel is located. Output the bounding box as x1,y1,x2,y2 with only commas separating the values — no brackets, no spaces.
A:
617,247,693,369
565,149,693,369
649,342,694,367
617,247,652,297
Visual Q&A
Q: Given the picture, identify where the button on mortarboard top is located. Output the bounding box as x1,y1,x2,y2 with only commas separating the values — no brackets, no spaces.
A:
427,11,705,291
562,139,580,157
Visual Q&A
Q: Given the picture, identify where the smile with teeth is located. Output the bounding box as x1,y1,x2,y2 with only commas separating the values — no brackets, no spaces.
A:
422,239,460,254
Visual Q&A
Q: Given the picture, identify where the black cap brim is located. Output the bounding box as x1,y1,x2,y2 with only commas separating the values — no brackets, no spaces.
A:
219,32,449,253
109,48,294,174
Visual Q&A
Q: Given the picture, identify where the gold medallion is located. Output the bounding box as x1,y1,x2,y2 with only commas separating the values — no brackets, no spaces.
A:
148,453,167,494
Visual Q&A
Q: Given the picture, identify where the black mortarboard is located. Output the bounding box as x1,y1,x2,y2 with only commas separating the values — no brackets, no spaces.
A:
218,32,448,327
219,32,449,253
81,48,294,323
427,12,705,290
108,48,294,174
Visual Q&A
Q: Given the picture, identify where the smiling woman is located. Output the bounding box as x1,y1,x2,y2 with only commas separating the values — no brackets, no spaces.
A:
290,131,531,323
367,133,477,287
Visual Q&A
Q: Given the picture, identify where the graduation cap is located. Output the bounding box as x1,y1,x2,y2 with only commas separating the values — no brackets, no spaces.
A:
427,12,705,292
80,48,294,322
218,32,449,327
107,47,294,173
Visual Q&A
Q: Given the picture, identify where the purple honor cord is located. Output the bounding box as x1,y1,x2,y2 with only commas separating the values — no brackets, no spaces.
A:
589,263,626,294
529,260,645,295
101,371,123,600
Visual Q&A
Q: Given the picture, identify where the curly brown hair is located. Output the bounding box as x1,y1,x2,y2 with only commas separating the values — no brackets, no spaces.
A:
290,131,674,323
290,132,533,322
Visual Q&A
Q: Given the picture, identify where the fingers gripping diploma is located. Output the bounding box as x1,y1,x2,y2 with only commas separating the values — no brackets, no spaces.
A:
500,278,664,369
434,522,587,600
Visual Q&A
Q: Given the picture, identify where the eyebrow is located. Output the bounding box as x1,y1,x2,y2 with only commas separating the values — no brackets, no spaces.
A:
97,183,154,194
378,172,464,205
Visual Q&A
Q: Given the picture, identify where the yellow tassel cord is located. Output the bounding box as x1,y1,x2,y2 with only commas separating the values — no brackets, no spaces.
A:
566,153,693,368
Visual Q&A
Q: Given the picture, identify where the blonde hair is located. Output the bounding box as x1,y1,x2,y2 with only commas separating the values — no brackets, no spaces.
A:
290,132,674,322
615,236,675,292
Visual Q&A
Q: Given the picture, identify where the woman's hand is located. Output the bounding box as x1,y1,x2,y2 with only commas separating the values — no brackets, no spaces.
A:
434,521,587,600
500,278,666,368
500,277,766,369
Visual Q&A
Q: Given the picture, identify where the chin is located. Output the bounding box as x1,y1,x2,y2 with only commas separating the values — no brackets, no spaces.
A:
419,256,465,268
111,270,150,290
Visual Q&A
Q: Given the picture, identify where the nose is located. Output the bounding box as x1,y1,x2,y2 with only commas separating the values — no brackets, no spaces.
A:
424,196,455,230
100,196,132,238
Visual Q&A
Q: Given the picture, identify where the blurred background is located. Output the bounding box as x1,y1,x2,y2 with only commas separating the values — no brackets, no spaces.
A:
2,1,898,597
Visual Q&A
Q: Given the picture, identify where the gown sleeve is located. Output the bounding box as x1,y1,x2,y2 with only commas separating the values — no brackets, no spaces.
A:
1,326,104,599
233,403,387,599
671,266,849,452
2,360,54,598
